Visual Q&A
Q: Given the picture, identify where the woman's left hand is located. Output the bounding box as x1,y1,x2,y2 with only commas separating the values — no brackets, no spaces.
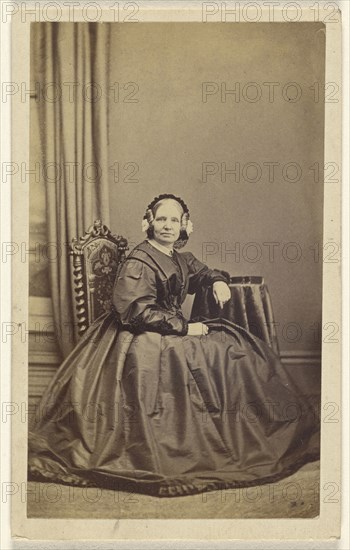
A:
212,281,231,309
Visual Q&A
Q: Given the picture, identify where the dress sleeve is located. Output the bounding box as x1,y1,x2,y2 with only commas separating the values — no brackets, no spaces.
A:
183,252,231,295
112,258,188,336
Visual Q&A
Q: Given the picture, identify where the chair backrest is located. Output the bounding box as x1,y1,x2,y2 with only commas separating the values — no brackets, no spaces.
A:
69,220,128,339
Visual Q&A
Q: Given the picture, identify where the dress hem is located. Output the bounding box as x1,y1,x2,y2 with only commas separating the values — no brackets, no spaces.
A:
28,452,320,498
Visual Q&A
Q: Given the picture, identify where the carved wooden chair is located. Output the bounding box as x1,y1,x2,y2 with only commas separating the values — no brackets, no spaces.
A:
69,220,128,341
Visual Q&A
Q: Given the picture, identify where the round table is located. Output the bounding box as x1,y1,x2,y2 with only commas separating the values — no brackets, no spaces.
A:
191,276,280,355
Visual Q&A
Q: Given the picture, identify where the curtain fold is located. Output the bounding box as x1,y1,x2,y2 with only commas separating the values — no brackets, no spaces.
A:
33,23,111,357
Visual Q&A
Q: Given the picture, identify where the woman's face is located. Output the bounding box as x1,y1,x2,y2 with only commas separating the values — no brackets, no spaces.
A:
152,201,182,247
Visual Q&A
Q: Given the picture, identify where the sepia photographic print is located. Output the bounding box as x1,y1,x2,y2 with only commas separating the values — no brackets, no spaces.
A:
8,1,342,544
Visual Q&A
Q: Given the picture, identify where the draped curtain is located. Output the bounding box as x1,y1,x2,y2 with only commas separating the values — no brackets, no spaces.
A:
32,23,111,357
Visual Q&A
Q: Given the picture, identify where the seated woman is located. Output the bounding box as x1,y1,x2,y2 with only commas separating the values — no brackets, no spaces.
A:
28,193,319,497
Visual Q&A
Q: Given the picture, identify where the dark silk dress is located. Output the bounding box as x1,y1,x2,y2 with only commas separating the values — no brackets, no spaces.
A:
28,240,319,497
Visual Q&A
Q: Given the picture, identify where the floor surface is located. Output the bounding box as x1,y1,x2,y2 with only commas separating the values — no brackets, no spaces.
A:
27,461,320,519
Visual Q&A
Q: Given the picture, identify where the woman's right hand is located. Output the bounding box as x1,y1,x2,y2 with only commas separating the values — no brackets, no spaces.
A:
187,322,209,336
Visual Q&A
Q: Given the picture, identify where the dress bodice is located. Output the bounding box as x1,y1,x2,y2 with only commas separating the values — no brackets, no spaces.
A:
167,253,185,301
112,240,230,336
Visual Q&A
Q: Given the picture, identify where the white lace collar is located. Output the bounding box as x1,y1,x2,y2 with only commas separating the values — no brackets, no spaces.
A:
146,239,174,257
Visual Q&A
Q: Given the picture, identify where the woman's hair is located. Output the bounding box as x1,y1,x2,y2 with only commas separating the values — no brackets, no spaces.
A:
143,193,191,249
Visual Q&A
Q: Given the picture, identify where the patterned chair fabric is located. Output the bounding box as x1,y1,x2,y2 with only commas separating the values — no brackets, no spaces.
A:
69,220,128,339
